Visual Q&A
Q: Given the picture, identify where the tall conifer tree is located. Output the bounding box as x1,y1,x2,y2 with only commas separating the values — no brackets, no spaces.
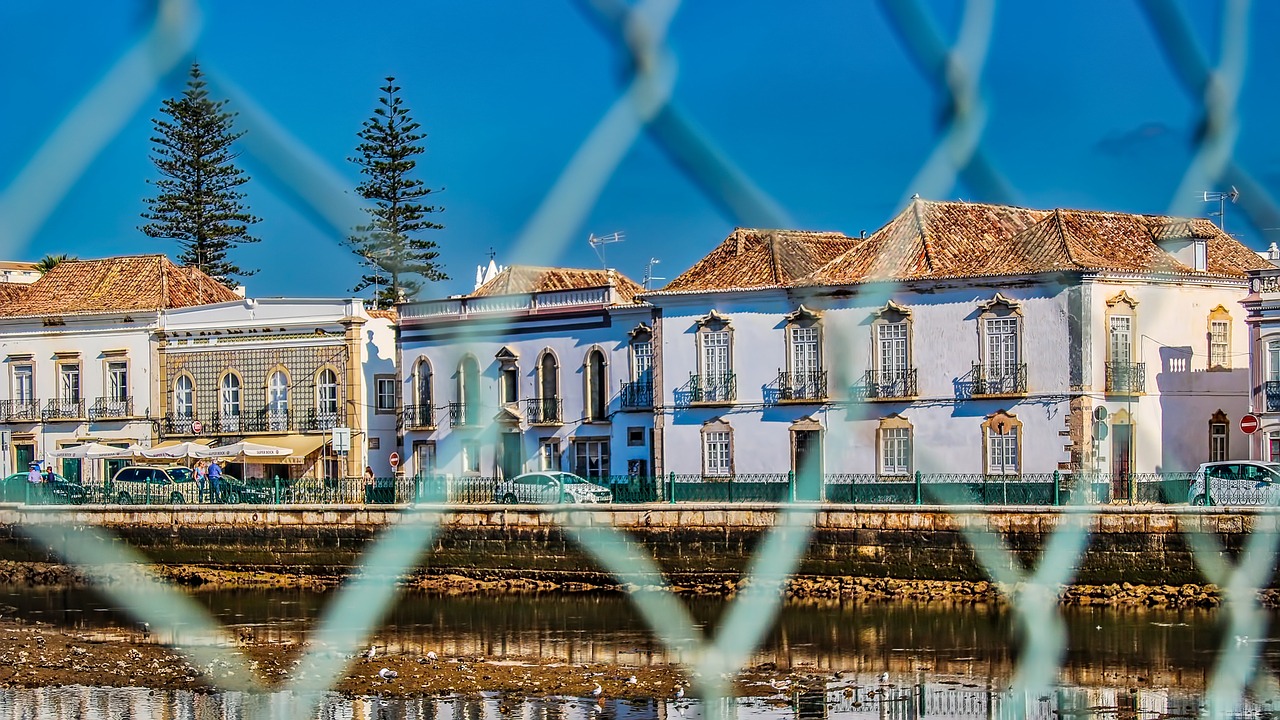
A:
348,77,446,309
141,62,259,284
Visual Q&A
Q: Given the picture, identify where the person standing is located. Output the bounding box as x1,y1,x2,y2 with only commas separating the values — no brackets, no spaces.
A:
26,463,42,485
195,459,209,503
363,466,375,503
208,460,224,503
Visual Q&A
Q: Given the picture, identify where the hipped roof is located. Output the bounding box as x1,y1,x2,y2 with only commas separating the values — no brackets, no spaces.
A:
470,265,644,304
1,255,239,318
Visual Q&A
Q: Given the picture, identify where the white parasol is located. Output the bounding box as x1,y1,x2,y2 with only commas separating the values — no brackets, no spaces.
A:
202,440,291,460
48,442,137,459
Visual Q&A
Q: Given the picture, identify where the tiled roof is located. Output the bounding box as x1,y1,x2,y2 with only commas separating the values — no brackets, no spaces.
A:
801,199,1270,285
652,228,857,294
470,265,645,304
0,255,239,318
0,283,27,305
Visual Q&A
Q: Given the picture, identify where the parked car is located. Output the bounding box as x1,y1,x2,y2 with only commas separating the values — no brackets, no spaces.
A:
1188,461,1280,506
493,471,612,504
108,466,272,504
0,472,87,504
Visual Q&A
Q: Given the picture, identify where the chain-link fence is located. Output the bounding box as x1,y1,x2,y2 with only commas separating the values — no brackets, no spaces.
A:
3,1,1280,719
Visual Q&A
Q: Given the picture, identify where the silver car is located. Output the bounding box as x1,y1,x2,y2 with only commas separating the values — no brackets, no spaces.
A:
494,471,612,504
1188,461,1280,506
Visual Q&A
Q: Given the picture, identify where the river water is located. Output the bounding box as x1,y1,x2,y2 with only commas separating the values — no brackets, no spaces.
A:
0,586,1268,719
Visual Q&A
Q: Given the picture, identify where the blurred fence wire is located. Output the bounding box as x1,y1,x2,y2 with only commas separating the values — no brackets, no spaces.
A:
3,1,1280,719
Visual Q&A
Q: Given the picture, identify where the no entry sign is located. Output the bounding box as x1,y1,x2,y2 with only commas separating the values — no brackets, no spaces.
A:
1241,413,1261,434
389,452,400,469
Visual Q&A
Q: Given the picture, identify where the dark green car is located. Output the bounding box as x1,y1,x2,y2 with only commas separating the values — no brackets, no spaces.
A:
0,472,88,505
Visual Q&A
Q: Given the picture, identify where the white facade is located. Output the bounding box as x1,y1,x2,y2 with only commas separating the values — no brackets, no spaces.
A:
398,285,655,484
1242,267,1280,460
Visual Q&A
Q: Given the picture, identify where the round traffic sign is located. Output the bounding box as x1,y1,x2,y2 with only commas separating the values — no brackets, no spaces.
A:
389,452,400,469
192,420,203,434
1241,413,1261,434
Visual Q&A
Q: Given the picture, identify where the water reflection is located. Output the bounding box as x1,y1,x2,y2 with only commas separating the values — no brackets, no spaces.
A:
0,684,1233,720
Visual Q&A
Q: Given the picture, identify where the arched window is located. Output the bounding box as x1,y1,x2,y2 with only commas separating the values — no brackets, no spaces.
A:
416,359,433,408
584,348,607,421
458,356,480,426
317,368,339,414
173,375,194,418
220,373,241,432
268,370,290,430
532,350,562,424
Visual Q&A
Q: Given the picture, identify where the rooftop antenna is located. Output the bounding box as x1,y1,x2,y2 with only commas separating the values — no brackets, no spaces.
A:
588,231,625,268
642,257,665,291
1202,186,1240,231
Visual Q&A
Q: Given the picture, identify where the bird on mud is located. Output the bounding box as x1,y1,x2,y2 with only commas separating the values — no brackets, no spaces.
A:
378,668,398,681
627,675,638,686
426,650,438,662
879,672,890,684
364,646,376,663
592,683,603,697
675,686,685,699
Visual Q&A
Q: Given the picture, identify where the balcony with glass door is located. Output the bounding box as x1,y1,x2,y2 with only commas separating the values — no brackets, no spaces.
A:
775,370,828,402
0,399,41,423
683,373,736,405
619,381,654,410
525,397,562,425
852,368,918,400
90,396,133,421
44,398,85,421
970,363,1028,396
1105,362,1146,395
401,404,436,429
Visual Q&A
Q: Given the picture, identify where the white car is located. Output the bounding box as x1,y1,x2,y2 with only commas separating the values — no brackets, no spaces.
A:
493,471,612,504
1188,461,1280,506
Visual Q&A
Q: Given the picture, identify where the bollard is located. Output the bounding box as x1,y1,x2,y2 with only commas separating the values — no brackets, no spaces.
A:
1053,470,1061,506
274,477,281,505
668,472,675,504
914,470,922,505
788,470,796,503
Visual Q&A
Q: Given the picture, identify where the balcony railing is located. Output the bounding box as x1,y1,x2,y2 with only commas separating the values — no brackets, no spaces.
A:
1105,362,1146,395
972,363,1028,396
448,402,483,427
212,412,243,433
43,398,85,421
852,368,918,400
687,372,737,404
525,397,563,425
90,396,133,421
305,408,342,432
1267,381,1280,413
401,403,436,429
0,399,41,423
774,370,829,402
619,381,654,410
163,412,199,435
259,408,292,432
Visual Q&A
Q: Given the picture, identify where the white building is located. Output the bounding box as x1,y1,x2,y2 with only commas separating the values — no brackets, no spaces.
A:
1240,264,1280,459
0,255,239,480
155,297,396,482
396,266,655,485
645,200,1267,497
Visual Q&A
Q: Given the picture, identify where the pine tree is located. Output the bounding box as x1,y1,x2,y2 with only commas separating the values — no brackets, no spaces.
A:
348,76,446,309
140,62,259,285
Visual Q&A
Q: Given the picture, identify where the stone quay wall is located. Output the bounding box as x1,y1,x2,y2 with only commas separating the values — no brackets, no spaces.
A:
0,503,1266,588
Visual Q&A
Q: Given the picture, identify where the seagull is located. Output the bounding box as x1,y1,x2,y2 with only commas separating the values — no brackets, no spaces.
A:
1236,635,1249,646
592,683,603,697
426,650,438,662
365,646,376,662
769,679,791,691
879,672,890,684
378,667,398,680
675,686,685,699
627,675,638,685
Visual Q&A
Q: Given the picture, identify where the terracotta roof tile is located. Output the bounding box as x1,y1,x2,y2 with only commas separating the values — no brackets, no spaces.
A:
0,283,28,306
653,228,857,294
801,199,1269,286
470,265,645,304
1,255,239,318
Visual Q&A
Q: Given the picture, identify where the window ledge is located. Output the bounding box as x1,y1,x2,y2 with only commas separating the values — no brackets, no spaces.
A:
688,401,736,408
971,392,1028,400
855,395,916,403
775,397,830,405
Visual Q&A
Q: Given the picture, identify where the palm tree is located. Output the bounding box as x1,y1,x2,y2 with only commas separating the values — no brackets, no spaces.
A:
35,253,77,274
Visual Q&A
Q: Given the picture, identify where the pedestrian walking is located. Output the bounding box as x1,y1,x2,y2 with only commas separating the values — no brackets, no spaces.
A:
26,463,42,485
208,460,224,503
195,459,209,503
363,465,375,503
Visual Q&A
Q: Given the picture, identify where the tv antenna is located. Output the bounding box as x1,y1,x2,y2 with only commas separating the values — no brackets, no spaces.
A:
642,257,665,291
588,231,625,268
1202,186,1239,231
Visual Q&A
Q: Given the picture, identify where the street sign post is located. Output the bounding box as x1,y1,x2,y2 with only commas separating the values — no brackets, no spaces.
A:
1241,414,1261,434
331,427,351,455
192,420,203,434
389,452,400,471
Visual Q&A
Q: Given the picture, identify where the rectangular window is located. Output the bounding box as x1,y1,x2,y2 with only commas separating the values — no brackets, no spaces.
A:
877,322,908,380
881,428,911,476
59,364,81,402
704,431,731,477
574,440,610,478
1210,320,1229,369
413,441,436,477
1109,315,1132,365
1270,341,1280,382
632,341,653,382
107,361,128,402
538,439,560,470
627,427,645,447
1210,423,1228,462
375,376,396,412
701,331,730,378
12,364,33,403
986,318,1019,376
461,441,480,474
790,327,820,376
987,428,1019,475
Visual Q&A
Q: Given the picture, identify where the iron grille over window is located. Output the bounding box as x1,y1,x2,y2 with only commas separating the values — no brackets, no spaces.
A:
853,369,917,400
1105,362,1146,394
619,380,654,409
525,397,562,425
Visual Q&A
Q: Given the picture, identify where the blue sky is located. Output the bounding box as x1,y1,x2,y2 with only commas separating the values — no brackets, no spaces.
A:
2,1,1278,300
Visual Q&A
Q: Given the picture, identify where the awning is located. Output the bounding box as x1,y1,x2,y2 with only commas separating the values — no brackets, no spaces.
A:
243,434,327,464
151,438,214,450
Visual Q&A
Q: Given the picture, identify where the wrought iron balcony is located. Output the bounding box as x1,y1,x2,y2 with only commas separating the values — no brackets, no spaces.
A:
1267,381,1280,413
775,370,829,402
525,397,563,425
0,399,41,423
211,411,243,433
852,368,918,400
163,412,199,435
449,401,483,427
43,398,85,421
688,372,737,404
619,381,654,410
257,408,293,433
1105,362,1146,395
972,363,1028,396
401,403,436,429
90,396,133,421
305,408,342,432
